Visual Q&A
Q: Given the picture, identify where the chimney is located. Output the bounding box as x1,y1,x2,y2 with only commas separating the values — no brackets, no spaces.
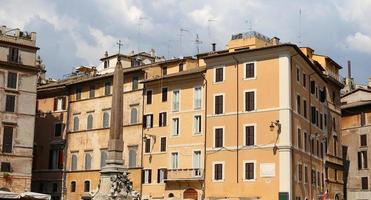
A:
347,60,351,78
150,48,155,57
212,43,216,51
14,28,20,37
104,51,108,57
1,25,6,34
272,37,280,45
30,32,36,41
368,77,371,88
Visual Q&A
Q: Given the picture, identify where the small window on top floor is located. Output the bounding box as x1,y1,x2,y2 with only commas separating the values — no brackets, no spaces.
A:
104,81,111,96
104,60,109,69
361,112,366,126
215,67,224,83
76,88,82,100
296,67,300,82
162,67,167,76
87,114,93,130
84,180,90,192
132,76,139,90
179,63,184,72
361,135,367,147
89,85,95,98
245,63,255,79
8,47,19,63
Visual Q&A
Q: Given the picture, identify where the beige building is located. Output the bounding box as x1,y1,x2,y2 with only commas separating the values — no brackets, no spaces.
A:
341,86,371,199
0,25,40,192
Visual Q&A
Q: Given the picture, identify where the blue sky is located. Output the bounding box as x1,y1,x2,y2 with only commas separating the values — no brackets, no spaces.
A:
1,0,370,84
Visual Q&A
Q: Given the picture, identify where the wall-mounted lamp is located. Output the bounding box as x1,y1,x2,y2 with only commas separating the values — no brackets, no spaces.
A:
270,120,281,133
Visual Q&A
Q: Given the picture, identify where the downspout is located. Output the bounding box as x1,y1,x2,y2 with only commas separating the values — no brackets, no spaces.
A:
62,87,70,200
308,71,315,200
201,72,207,200
140,73,145,198
231,55,240,183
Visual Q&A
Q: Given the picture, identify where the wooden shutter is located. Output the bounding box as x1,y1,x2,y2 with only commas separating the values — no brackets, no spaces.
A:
159,113,162,126
148,169,152,183
62,97,66,110
163,112,167,126
150,114,153,128
141,170,145,183
2,127,13,153
361,135,367,146
143,115,147,128
310,81,315,94
246,92,255,111
157,169,161,183
147,90,152,104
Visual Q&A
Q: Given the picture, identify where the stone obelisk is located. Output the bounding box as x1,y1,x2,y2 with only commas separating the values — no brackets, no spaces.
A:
93,52,138,200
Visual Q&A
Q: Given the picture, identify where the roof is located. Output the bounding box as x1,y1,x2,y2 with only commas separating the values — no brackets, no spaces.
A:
341,87,371,98
313,53,342,69
141,67,206,83
341,100,371,109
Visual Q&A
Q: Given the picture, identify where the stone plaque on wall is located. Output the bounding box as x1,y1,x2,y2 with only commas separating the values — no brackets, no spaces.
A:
260,163,275,177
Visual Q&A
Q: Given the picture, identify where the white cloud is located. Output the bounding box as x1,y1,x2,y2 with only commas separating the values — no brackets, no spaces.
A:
344,32,371,55
189,5,216,27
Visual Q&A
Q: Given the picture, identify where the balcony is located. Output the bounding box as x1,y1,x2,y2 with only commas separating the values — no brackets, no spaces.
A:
166,168,203,181
323,71,344,85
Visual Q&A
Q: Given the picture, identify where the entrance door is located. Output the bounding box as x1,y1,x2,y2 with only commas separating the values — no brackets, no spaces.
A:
183,188,198,200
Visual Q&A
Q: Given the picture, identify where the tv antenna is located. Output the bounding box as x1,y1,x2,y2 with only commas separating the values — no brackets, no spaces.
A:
207,19,216,49
137,16,148,53
298,9,302,45
245,20,252,31
179,28,190,56
194,34,203,54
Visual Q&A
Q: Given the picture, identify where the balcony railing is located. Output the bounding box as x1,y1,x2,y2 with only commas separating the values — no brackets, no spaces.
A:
166,168,203,181
323,71,344,84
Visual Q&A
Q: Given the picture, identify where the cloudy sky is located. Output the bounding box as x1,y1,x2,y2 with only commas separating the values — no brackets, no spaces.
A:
1,0,370,84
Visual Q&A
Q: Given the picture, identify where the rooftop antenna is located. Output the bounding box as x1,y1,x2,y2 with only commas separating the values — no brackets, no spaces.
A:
298,9,302,45
194,34,203,54
207,19,216,50
167,39,176,59
116,40,123,60
179,28,189,56
137,16,147,53
245,20,252,31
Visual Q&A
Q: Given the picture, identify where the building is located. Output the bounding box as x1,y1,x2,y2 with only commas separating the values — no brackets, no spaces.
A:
141,57,205,199
341,84,371,199
32,51,157,200
0,26,40,192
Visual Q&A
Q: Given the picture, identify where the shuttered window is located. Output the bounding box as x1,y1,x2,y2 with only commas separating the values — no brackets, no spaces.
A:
215,128,223,148
245,91,255,111
245,126,254,146
7,72,17,89
143,114,153,128
215,67,224,82
146,90,152,104
159,112,167,127
214,163,223,180
85,153,92,170
89,85,95,98
297,128,302,149
194,115,201,134
2,127,13,153
87,114,93,130
297,95,301,114
362,177,368,190
103,112,110,128
0,162,11,172
54,123,63,137
157,168,167,183
172,118,179,136
71,155,77,170
8,47,19,62
245,63,255,78
76,88,81,100
245,162,254,180
215,95,223,114
73,116,79,131
361,135,367,147
162,88,168,102
104,81,111,96
5,95,15,112
144,138,151,153
100,150,107,168
128,148,137,168
131,108,138,124
132,76,139,90
160,137,166,152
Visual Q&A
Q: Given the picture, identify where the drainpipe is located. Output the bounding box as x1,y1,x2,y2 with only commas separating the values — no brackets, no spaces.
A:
308,71,315,200
140,76,145,198
231,55,240,183
201,72,207,200
62,87,70,200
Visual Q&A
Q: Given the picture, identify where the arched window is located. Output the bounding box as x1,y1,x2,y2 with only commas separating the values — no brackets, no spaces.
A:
130,108,138,124
87,114,93,130
73,116,79,131
70,181,76,192
100,150,107,168
85,153,92,170
84,180,90,192
128,148,137,168
103,112,110,128
71,154,77,171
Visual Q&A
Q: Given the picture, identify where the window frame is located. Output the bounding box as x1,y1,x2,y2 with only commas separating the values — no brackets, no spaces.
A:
212,161,224,182
244,89,256,112
160,137,167,152
214,66,225,83
193,86,202,110
193,115,202,135
243,160,256,181
161,87,168,102
146,90,153,105
171,117,180,136
170,152,179,169
214,93,224,115
104,81,112,96
213,126,225,148
243,124,256,147
6,71,18,89
5,94,16,113
243,61,256,80
172,89,180,112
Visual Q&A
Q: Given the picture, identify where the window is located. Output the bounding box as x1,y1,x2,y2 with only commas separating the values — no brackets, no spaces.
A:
8,47,19,62
70,181,76,192
215,67,224,82
244,162,255,180
320,114,323,129
103,112,110,128
104,82,111,96
311,169,316,185
179,63,184,72
162,88,168,102
144,138,151,153
100,150,107,168
245,63,255,79
171,152,179,169
160,137,166,152
162,67,167,76
194,86,202,109
5,95,15,112
1,162,11,172
172,118,179,136
215,128,223,148
130,108,138,124
104,60,109,69
7,72,17,89
296,95,301,114
245,91,255,111
71,155,77,171
85,153,92,170
52,183,58,192
297,128,302,149
310,81,315,94
84,180,90,192
159,112,167,127
54,97,66,111
334,135,338,156
303,73,306,87
87,114,93,130
143,114,153,129
194,115,201,134
298,164,302,182
311,106,316,124
245,125,255,146
362,177,368,190
214,95,223,114
361,112,366,126
296,67,300,82
193,151,202,177
89,85,95,98
129,147,137,168
303,100,307,118
172,90,180,111
146,90,152,104
2,126,13,153
358,151,368,169
157,168,167,183
76,88,81,100
361,135,367,147
49,149,63,169
132,76,139,90
214,163,223,181
304,166,308,183
143,169,152,184
73,116,79,131
304,132,308,152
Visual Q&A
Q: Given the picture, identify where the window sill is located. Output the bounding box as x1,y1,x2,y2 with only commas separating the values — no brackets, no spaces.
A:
243,77,256,81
